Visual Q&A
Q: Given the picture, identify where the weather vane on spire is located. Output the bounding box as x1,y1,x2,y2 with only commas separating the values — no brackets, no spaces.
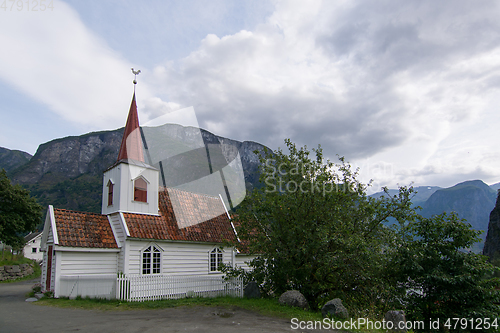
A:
131,68,141,85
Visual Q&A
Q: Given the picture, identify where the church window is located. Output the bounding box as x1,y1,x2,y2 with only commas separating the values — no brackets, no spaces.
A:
134,178,147,202
107,180,114,206
209,247,223,272
142,245,161,274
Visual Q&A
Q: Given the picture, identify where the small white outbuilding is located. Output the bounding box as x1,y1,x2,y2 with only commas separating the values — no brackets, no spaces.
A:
23,231,43,261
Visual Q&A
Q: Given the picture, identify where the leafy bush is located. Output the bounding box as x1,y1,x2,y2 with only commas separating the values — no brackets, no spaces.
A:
390,213,500,332
32,283,42,293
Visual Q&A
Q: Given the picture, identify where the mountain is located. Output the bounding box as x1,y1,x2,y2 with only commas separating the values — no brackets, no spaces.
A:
483,192,500,259
489,182,500,193
8,125,268,214
420,180,496,252
371,180,496,252
0,147,32,173
370,186,442,207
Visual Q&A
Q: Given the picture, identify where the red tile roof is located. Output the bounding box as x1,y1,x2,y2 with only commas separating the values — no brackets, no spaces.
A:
53,209,118,248
124,189,236,243
52,189,237,248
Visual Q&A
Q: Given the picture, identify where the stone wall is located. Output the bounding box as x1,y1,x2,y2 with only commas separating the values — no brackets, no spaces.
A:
0,263,35,281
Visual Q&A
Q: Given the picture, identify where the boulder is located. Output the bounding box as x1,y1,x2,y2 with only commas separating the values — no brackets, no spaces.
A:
384,310,407,332
243,281,261,299
321,298,349,319
278,290,309,309
6,265,20,274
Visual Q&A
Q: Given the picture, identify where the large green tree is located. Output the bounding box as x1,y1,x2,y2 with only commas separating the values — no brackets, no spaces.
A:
232,139,416,311
390,213,500,331
0,169,42,248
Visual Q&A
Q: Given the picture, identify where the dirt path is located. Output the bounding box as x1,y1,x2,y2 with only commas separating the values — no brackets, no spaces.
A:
0,280,339,333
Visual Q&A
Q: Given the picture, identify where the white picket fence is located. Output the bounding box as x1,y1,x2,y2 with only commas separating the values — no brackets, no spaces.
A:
116,274,243,302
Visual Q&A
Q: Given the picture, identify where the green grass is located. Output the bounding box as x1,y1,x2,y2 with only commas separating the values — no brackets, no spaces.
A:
35,296,397,332
36,296,319,319
0,254,34,266
0,253,41,283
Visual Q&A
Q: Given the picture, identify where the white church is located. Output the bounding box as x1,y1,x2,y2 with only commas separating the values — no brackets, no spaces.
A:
40,88,252,300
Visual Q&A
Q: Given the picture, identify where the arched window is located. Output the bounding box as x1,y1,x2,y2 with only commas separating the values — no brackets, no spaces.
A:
107,180,114,206
210,247,223,272
142,245,161,274
134,177,147,202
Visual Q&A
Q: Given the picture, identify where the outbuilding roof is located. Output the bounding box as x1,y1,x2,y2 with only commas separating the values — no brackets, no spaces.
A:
53,209,118,248
24,231,42,243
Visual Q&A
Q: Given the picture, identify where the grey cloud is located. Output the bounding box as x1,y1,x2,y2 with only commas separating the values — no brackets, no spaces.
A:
151,0,500,171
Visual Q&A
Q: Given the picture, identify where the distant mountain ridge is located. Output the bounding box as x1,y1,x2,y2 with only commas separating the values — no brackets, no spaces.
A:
370,186,442,207
3,125,268,214
2,134,498,253
371,180,498,252
0,147,32,173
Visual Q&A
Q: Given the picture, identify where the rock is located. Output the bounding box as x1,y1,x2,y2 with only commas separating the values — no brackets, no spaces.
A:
384,310,407,332
8,125,269,213
243,281,261,299
278,290,309,309
25,298,38,302
321,298,349,319
34,293,44,300
484,191,500,259
0,147,32,173
5,265,20,274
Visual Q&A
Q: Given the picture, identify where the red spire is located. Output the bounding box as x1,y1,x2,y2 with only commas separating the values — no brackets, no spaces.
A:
117,93,145,162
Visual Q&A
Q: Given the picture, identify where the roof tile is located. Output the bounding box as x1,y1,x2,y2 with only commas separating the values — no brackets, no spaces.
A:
53,209,118,248
125,189,236,243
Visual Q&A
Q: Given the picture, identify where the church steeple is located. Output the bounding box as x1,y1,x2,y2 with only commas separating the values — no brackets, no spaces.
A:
102,70,159,216
117,93,144,162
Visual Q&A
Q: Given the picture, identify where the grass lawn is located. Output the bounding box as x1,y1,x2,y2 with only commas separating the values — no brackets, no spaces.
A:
36,296,322,320
35,296,396,332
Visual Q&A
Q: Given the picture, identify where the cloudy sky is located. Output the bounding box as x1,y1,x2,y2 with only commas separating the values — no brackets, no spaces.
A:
1,0,500,192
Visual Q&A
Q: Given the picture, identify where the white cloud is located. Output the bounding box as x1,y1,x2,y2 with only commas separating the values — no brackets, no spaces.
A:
0,1,149,130
148,0,500,189
2,0,500,189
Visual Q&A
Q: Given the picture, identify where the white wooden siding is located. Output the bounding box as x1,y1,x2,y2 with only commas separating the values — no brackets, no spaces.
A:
58,251,118,276
23,235,43,261
108,213,126,247
40,250,47,289
125,240,235,276
234,254,255,271
102,163,159,216
47,227,53,246
101,166,121,215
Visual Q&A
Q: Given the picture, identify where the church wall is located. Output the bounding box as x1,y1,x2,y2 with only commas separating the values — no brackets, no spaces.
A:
122,164,159,215
102,162,159,216
124,240,235,276
101,165,122,215
234,254,255,271
57,251,118,276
